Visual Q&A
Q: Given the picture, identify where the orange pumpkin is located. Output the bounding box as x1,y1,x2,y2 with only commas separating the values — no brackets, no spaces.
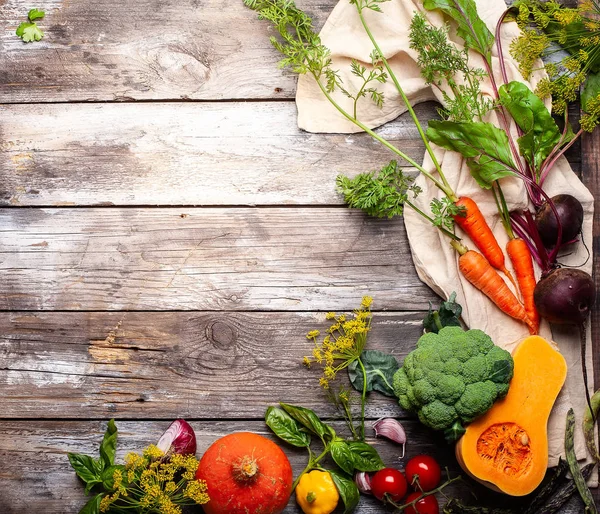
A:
196,432,293,514
455,335,567,496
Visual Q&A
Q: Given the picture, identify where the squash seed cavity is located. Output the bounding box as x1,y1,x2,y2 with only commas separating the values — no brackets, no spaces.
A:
476,423,533,477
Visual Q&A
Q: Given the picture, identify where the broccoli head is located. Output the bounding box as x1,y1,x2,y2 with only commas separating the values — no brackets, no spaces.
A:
393,326,514,441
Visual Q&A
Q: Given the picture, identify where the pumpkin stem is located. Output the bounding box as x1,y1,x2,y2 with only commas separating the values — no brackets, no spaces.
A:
232,455,259,483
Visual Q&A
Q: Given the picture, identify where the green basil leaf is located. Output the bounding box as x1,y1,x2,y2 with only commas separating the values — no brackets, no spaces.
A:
582,72,600,114
347,441,385,472
422,0,493,61
79,493,103,514
101,464,126,490
265,406,311,447
499,81,563,173
68,453,101,486
329,469,360,514
99,419,118,471
427,120,517,188
423,291,462,333
348,350,399,397
28,8,45,21
330,439,355,475
280,403,335,442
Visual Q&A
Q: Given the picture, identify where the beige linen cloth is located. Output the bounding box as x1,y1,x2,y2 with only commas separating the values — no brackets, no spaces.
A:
295,0,595,468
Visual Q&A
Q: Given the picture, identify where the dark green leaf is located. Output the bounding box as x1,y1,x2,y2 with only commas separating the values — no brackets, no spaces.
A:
582,72,600,114
443,421,466,442
101,464,126,491
99,419,118,470
68,453,101,486
499,81,562,172
427,120,517,188
329,469,360,514
487,353,514,383
423,292,462,333
280,403,335,442
28,8,45,21
265,406,311,447
79,494,103,514
330,439,355,475
348,350,399,397
346,441,384,472
422,0,494,61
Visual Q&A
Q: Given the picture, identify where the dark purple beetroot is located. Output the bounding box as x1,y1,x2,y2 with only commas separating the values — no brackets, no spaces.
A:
535,194,584,247
534,268,596,325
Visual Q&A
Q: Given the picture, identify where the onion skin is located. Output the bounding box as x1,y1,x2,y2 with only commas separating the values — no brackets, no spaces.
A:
156,419,197,456
534,268,596,325
535,194,584,248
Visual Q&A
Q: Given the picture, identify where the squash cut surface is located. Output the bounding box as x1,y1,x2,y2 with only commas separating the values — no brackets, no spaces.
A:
455,336,567,496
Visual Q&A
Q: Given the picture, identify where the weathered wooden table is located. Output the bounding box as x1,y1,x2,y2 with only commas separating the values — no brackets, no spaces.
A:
0,1,598,512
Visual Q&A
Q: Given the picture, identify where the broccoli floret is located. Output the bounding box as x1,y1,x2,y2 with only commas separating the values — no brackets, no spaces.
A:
392,326,514,441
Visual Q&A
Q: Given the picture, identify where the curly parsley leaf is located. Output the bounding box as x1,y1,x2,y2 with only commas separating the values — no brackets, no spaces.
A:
16,21,44,42
336,160,419,219
28,8,45,21
430,197,464,231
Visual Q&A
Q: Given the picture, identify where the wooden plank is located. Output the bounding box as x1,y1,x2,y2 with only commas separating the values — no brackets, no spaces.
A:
0,101,430,206
581,129,600,391
0,207,433,311
0,0,334,103
0,420,586,514
0,311,422,418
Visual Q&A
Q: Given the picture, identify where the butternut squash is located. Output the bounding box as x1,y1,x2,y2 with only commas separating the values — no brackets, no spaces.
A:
455,335,567,496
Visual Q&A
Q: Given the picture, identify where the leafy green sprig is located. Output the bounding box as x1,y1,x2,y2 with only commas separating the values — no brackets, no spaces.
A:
16,8,45,42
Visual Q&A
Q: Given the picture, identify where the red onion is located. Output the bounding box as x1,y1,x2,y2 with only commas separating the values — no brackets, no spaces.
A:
156,419,197,456
354,472,372,494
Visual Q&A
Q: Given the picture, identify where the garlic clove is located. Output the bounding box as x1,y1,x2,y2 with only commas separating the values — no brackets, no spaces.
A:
354,472,372,494
372,417,407,458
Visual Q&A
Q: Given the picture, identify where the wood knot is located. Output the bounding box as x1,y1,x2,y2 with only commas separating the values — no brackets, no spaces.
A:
206,320,236,350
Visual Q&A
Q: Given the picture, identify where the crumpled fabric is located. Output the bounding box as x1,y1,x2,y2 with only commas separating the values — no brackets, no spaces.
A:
295,0,595,469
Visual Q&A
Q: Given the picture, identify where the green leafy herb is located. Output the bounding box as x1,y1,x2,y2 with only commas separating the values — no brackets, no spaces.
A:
422,0,494,63
565,408,598,514
16,8,45,42
499,81,565,174
68,453,103,495
99,418,118,471
430,197,464,231
330,439,356,474
423,291,462,333
27,8,45,21
79,494,104,514
265,406,311,447
347,349,399,397
16,22,44,42
329,469,360,514
409,13,493,122
345,440,385,472
340,56,388,118
280,402,335,443
336,160,419,219
426,120,518,188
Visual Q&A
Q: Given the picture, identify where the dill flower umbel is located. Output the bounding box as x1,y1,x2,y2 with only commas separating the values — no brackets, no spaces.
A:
511,0,600,129
98,445,209,514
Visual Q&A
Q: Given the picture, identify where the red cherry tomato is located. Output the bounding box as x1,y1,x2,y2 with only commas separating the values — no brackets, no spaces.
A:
405,455,441,491
370,468,408,502
404,491,439,514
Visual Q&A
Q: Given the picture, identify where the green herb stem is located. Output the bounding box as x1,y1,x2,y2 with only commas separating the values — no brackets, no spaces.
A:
354,4,457,202
405,200,461,241
357,357,368,441
292,446,330,490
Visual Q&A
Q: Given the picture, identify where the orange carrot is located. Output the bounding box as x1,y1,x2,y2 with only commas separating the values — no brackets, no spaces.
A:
455,246,535,333
453,197,514,279
506,238,539,335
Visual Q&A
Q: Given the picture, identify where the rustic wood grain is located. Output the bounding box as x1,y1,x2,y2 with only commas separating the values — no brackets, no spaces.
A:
0,0,335,103
0,310,422,419
0,207,434,311
0,420,587,514
581,128,600,394
0,101,430,206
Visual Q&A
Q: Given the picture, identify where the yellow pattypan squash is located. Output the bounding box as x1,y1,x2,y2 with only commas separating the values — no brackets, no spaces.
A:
295,470,339,514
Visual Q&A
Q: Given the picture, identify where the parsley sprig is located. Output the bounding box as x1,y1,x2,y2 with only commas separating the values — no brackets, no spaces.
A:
16,8,45,43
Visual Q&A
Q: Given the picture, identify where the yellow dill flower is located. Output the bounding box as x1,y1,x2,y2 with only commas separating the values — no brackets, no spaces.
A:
580,0,594,12
324,366,336,380
165,481,177,494
99,495,113,513
319,377,329,389
303,356,312,368
125,452,146,470
510,30,548,79
312,348,323,363
143,444,164,460
158,496,182,514
127,469,136,483
553,8,581,26
184,479,210,504
361,296,373,308
339,389,350,403
325,312,336,320
306,330,320,339
337,314,346,322
517,3,530,27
